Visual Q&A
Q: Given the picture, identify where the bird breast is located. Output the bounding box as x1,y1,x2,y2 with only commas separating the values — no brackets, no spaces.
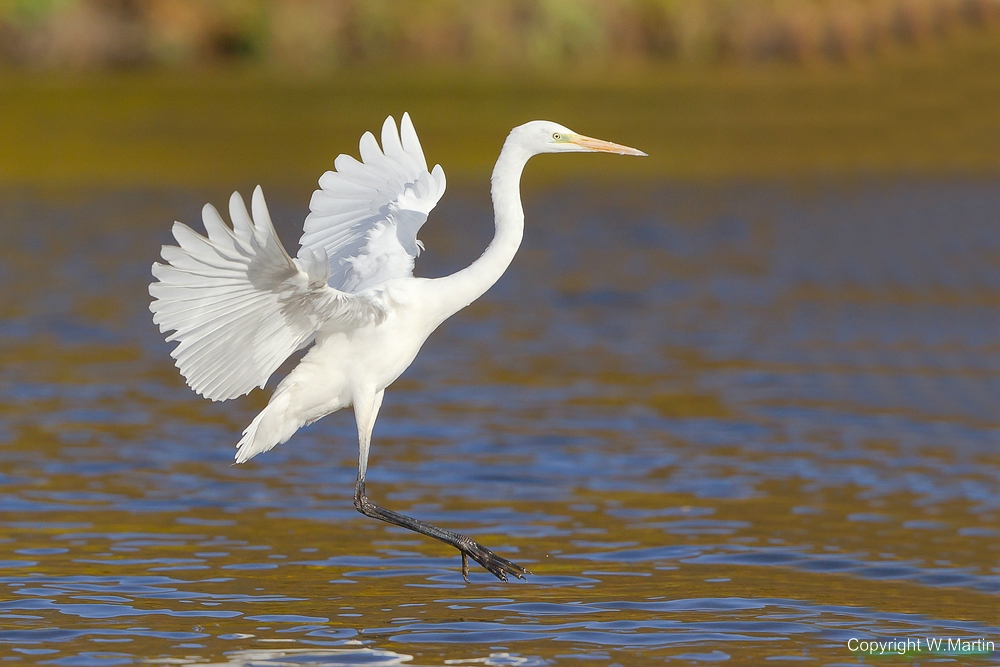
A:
305,282,439,394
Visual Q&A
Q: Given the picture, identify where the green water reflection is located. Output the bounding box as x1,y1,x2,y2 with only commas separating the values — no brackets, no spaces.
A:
3,34,1000,190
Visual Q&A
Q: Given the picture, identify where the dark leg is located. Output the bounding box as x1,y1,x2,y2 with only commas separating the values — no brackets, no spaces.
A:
354,478,529,582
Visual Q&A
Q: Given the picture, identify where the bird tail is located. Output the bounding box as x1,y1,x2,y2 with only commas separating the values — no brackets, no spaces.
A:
235,390,299,464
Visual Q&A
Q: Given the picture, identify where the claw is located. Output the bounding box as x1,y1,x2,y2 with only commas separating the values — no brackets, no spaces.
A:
457,539,529,582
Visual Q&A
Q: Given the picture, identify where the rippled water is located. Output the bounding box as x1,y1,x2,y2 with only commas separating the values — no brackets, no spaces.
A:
1,180,998,665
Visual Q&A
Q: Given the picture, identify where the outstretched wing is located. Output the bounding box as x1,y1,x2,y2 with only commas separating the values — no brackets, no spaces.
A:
298,113,446,294
150,186,385,401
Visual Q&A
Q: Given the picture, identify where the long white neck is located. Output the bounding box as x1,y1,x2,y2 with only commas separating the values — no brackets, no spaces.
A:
430,138,531,318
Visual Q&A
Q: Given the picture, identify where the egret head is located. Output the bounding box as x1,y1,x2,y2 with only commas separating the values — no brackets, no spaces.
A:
509,120,647,157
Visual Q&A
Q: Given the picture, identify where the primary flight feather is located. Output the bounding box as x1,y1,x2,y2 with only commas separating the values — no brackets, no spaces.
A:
150,113,645,581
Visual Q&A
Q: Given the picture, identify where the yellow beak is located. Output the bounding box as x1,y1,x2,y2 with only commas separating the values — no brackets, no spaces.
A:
570,134,647,156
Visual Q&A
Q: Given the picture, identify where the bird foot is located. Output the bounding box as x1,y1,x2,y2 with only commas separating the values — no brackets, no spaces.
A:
458,539,530,583
351,484,529,583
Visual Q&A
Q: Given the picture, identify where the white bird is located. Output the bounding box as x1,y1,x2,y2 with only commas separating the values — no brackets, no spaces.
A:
149,114,645,581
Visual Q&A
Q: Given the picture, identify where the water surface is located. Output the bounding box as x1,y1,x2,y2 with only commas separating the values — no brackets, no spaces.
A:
0,180,998,665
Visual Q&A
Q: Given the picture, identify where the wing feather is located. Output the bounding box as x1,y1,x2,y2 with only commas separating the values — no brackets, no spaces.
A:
228,193,255,244
298,112,446,294
200,204,235,244
333,154,389,189
380,116,409,166
317,170,373,195
399,113,428,171
150,186,385,401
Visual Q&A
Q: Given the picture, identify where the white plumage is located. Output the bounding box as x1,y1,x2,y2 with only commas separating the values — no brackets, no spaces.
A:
150,187,384,402
301,114,446,293
150,113,644,581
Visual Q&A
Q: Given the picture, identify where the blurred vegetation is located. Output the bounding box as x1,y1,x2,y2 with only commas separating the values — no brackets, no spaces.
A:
1,0,999,71
1,1,999,187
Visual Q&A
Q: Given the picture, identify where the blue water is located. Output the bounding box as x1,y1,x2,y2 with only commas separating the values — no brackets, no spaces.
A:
0,180,998,665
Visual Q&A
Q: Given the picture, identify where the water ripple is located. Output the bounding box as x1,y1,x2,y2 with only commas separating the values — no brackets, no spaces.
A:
1,182,999,664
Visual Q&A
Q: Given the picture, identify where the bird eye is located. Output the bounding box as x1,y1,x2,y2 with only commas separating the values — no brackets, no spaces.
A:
552,132,562,141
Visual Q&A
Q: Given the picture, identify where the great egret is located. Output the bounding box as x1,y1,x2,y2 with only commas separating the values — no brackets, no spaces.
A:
149,114,645,581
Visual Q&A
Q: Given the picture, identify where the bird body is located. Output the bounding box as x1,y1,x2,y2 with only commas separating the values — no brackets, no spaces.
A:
151,114,644,580
235,276,446,463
